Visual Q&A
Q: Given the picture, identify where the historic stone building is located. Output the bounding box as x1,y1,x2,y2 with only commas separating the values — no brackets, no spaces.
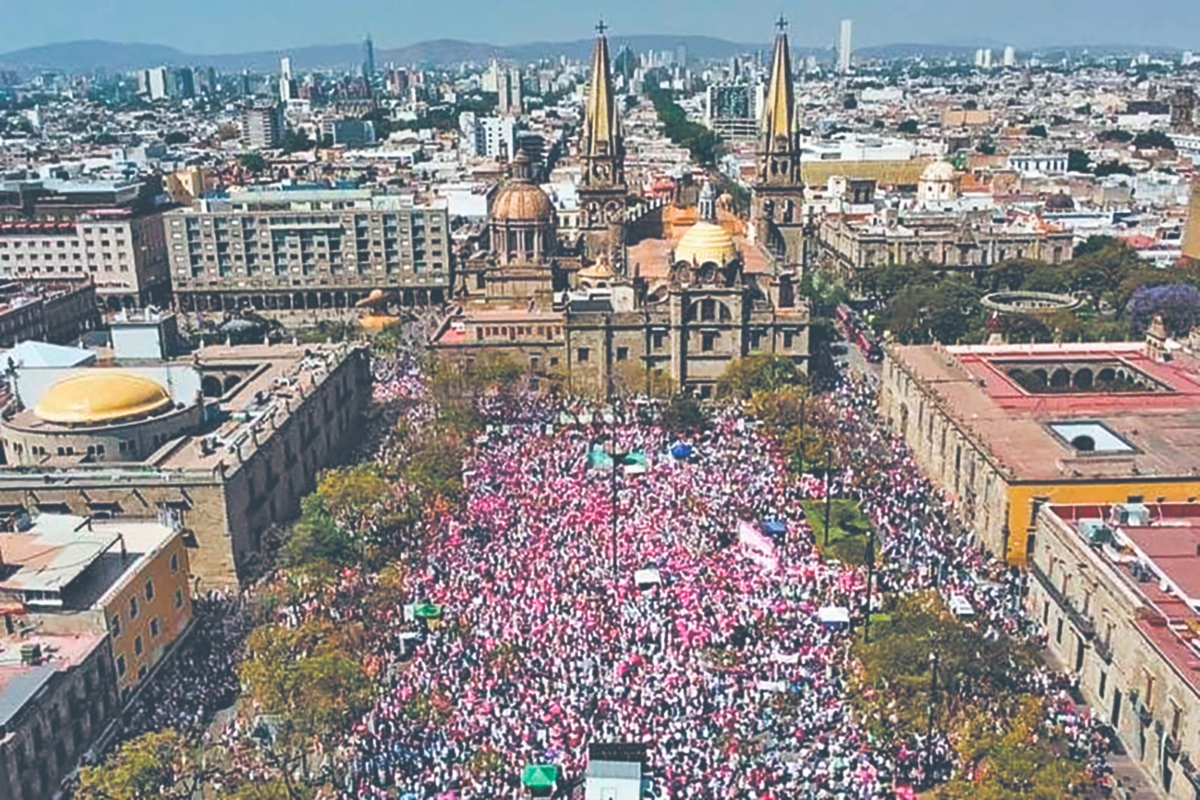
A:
751,21,807,267
881,339,1200,564
432,21,810,397
819,212,1074,278
577,22,628,262
1030,501,1200,798
0,321,370,590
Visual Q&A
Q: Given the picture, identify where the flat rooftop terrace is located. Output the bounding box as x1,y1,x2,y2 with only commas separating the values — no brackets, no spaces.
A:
890,342,1200,482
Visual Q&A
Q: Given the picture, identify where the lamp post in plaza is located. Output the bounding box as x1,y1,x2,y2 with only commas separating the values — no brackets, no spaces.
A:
925,651,940,788
863,525,876,643
797,393,806,475
823,448,833,547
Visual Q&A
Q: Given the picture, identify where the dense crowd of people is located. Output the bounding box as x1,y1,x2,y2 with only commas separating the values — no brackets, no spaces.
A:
87,326,1118,799
329,358,1117,799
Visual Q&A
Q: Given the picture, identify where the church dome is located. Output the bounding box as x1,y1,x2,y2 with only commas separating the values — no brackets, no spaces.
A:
492,181,554,223
492,151,554,224
35,371,174,425
676,221,737,267
921,161,957,182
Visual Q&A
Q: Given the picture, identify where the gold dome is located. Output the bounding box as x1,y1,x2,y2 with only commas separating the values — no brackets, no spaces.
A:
492,181,554,223
676,221,737,267
35,371,173,425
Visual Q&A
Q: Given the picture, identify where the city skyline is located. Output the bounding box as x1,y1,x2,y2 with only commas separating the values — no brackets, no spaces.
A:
4,0,1200,58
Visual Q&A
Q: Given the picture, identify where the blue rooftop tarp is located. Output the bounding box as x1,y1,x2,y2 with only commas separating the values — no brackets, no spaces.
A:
671,443,693,459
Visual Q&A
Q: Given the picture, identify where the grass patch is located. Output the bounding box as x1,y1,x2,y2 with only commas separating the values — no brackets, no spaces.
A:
802,498,877,567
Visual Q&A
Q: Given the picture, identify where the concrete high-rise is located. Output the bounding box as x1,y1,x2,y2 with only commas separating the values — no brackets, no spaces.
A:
363,34,376,80
241,104,283,150
1003,45,1016,67
837,20,853,74
279,56,295,104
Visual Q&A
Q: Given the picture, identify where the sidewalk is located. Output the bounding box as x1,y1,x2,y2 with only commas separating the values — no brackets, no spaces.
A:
1039,646,1163,799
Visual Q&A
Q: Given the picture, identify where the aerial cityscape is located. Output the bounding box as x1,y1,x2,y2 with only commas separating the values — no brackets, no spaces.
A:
3,2,1200,798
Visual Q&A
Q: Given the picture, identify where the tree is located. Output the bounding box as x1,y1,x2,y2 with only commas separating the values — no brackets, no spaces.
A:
217,123,241,140
659,395,706,433
1026,124,1048,138
938,697,1087,799
1093,159,1132,177
239,152,268,174
1098,128,1133,143
1132,129,1175,150
975,139,997,155
238,619,372,798
74,730,197,799
897,118,919,134
717,354,804,399
1066,149,1091,173
281,127,314,154
843,94,858,110
283,494,358,572
163,131,189,145
1125,283,1200,335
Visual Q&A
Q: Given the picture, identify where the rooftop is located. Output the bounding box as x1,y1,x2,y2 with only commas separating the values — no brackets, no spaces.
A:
890,342,1200,482
1049,502,1200,694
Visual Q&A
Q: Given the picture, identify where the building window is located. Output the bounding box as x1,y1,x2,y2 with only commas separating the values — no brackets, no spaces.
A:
130,597,139,618
175,589,184,609
111,615,121,636
701,299,716,321
134,636,143,655
150,617,160,638
1055,617,1064,644
783,332,794,348
577,348,590,363
1099,671,1107,699
145,580,154,601
702,332,716,352
116,656,126,676
138,665,147,680
616,347,628,362
170,553,178,573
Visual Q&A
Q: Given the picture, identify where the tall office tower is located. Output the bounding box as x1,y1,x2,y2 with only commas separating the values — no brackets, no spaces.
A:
142,66,171,101
497,66,522,115
753,17,805,265
982,49,993,69
483,58,500,92
363,34,376,79
1003,45,1016,67
837,20,853,74
975,49,986,68
279,56,295,103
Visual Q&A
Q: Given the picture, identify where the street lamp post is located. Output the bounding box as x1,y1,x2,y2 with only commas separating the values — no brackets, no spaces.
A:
798,394,807,475
823,448,833,547
864,526,876,643
925,651,940,788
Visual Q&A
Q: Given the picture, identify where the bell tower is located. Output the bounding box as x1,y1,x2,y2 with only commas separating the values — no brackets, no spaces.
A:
578,20,628,260
752,17,806,266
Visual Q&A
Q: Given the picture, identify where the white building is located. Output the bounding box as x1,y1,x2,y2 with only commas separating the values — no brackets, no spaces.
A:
1003,46,1016,67
472,116,516,160
837,20,853,74
1008,153,1069,175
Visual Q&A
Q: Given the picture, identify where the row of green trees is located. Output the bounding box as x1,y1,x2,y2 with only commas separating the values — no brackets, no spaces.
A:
860,236,1200,345
646,88,719,166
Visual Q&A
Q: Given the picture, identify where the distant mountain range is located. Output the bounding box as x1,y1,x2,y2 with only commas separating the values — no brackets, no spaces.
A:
0,37,1185,74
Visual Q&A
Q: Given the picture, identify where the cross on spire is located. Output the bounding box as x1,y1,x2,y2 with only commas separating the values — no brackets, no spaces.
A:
775,15,788,33
596,19,608,36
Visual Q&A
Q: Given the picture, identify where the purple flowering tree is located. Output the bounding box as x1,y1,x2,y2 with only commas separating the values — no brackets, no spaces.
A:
1125,283,1200,336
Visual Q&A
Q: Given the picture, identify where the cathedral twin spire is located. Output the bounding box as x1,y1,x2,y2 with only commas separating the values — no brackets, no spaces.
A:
757,16,803,187
581,20,625,190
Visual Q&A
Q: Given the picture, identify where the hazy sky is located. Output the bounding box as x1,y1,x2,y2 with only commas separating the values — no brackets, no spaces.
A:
4,0,1200,53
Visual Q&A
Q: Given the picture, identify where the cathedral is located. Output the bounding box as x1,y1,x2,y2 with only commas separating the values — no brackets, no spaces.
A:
431,21,810,398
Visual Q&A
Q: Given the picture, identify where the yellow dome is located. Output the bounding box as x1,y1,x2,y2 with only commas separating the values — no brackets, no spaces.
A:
35,371,173,425
676,221,737,267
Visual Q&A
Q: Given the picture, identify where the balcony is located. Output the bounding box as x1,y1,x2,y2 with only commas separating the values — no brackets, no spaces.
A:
1094,637,1114,665
1137,702,1153,726
1167,735,1182,758
1030,562,1095,638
